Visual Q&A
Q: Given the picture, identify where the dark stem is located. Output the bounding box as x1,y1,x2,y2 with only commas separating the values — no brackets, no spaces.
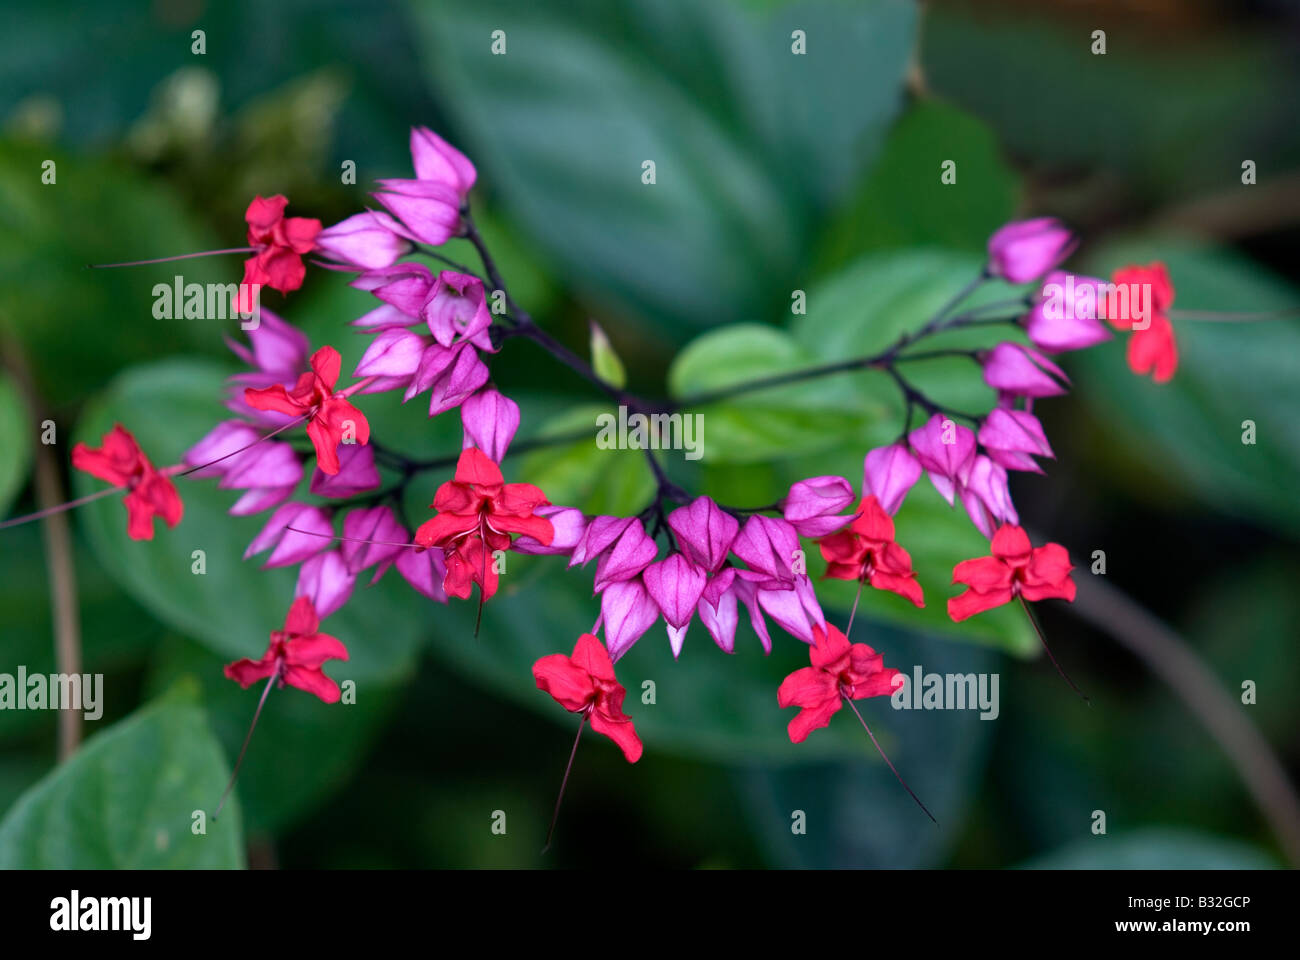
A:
1018,594,1090,704
215,672,277,821
841,691,937,824
542,712,587,853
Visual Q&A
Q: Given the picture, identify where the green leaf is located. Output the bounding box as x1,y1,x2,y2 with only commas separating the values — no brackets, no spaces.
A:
589,321,627,390
517,406,655,516
0,371,31,515
1077,242,1300,536
0,692,245,868
668,324,868,463
72,360,428,684
409,0,915,332
816,100,1020,274
147,637,404,835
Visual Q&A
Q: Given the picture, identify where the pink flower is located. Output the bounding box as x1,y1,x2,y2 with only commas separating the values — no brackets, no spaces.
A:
424,271,495,351
533,634,641,763
239,195,321,307
315,211,412,270
907,412,976,505
596,578,661,661
373,179,463,247
982,343,1069,398
309,443,380,498
987,218,1075,284
224,596,349,703
410,126,477,199
642,553,708,657
460,388,520,463
977,407,1054,474
667,496,739,572
244,502,332,568
863,443,923,515
777,624,900,743
959,455,1019,539
780,477,854,538
512,505,586,556
295,550,356,619
570,516,658,591
1025,271,1112,353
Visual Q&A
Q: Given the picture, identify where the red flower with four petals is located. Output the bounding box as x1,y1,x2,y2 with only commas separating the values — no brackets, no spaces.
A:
239,195,322,311
71,424,183,541
777,623,900,743
414,448,553,601
224,595,349,703
817,495,924,608
1110,261,1177,383
948,524,1075,621
533,633,642,762
244,345,370,475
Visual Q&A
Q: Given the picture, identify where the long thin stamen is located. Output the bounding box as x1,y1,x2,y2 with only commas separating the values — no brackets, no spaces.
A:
0,485,124,531
842,691,937,824
171,414,309,479
1018,594,1090,704
89,247,257,269
542,712,587,854
284,525,422,549
845,577,866,639
214,672,277,821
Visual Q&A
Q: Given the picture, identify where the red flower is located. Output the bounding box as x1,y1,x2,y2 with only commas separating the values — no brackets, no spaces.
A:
816,495,924,607
414,448,553,601
777,623,900,743
71,424,182,541
239,195,322,307
244,345,370,475
1110,262,1177,383
533,633,642,762
224,596,349,703
948,524,1075,621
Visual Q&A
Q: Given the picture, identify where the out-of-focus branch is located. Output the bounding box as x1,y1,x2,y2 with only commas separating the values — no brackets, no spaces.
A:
1068,573,1300,866
1,335,83,760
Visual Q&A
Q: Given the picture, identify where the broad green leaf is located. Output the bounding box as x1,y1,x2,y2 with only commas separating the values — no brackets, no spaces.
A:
0,691,244,868
0,371,31,515
817,100,1020,274
73,360,430,684
517,406,655,516
409,0,915,333
147,638,403,835
1076,242,1300,536
668,324,869,463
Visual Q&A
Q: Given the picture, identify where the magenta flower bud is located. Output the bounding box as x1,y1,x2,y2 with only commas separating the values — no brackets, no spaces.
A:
184,420,262,478
908,412,976,505
460,388,520,463
592,519,659,592
570,515,633,568
978,408,1054,473
982,342,1069,398
599,578,661,662
987,217,1075,284
698,568,740,653
394,546,449,603
407,341,490,416
295,550,356,619
513,505,586,556
244,502,332,568
410,126,477,200
351,303,418,332
863,444,923,516
424,271,494,352
219,441,303,517
730,515,801,586
341,506,406,573
354,262,434,318
316,211,412,270
959,455,1018,539
1025,271,1113,353
373,178,462,247
354,329,429,381
780,476,854,538
667,496,739,572
311,443,381,498
643,554,708,657
754,576,824,646
225,308,310,379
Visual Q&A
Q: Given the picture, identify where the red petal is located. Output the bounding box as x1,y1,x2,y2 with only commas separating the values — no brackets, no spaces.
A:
224,655,277,688
570,633,617,683
951,555,1012,592
947,585,1014,621
454,447,504,488
282,664,341,703
532,653,594,712
285,632,348,667
588,710,643,762
990,525,1031,563
777,666,837,709
310,346,342,392
283,595,321,636
244,384,308,417
786,697,841,744
808,623,851,671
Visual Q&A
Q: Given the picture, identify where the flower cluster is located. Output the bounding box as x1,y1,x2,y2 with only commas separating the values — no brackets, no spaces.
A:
13,122,1207,842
